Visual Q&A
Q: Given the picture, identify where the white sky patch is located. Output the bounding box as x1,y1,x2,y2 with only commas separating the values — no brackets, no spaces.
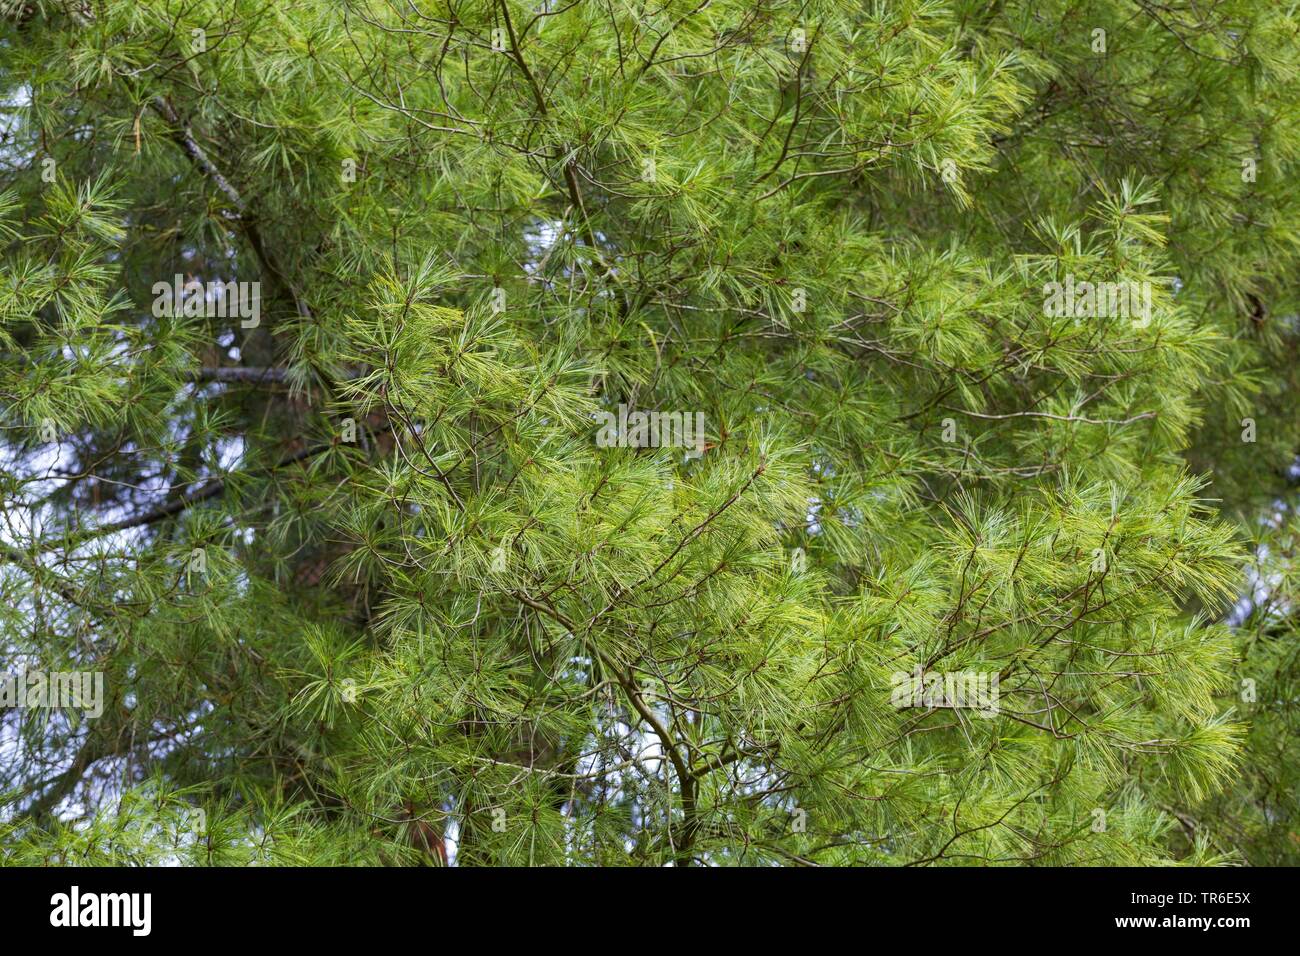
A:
0,81,34,169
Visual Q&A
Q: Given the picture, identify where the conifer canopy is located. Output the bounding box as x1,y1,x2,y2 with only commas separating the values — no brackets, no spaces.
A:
1,0,1297,866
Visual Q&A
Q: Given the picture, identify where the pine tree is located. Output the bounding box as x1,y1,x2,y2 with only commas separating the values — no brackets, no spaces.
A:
1,0,1297,865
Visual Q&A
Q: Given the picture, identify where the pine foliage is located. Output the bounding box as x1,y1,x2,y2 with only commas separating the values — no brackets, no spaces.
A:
1,0,1298,865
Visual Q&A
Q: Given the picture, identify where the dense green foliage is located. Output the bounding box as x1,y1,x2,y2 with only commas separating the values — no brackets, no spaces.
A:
0,0,1297,865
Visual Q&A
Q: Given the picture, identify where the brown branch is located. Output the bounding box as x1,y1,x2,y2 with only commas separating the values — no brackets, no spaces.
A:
149,96,313,319
188,366,291,384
